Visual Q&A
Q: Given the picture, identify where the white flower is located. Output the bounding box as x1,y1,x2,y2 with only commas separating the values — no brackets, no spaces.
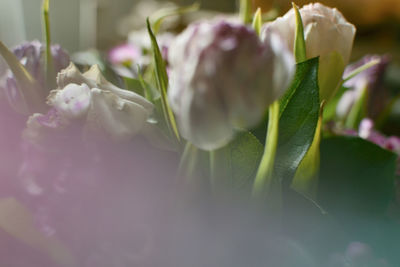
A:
168,20,295,150
263,3,356,101
24,63,154,144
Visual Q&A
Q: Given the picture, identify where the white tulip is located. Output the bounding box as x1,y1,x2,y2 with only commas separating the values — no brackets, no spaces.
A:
263,3,356,101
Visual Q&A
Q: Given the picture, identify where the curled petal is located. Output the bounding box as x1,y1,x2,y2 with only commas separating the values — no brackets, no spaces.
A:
84,88,148,142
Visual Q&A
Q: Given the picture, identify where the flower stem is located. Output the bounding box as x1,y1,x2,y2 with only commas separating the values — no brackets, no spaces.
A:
252,101,280,198
209,150,217,192
177,142,198,183
343,59,380,83
240,0,252,24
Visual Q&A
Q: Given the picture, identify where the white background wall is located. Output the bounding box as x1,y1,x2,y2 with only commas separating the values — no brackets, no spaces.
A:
0,0,97,53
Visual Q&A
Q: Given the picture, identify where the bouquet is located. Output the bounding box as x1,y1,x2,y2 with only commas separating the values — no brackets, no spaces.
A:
0,0,399,266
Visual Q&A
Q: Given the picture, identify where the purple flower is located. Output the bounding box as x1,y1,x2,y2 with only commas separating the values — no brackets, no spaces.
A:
0,40,70,114
337,55,390,119
168,20,295,150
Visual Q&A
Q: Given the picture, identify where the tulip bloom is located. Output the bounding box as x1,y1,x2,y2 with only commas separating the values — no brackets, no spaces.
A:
168,20,295,150
0,40,69,114
24,63,154,145
263,3,356,101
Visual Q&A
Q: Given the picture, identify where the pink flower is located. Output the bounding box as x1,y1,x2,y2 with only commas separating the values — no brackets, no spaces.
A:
108,43,141,66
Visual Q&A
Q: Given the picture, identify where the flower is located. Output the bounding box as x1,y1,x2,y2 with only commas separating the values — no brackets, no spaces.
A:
168,20,295,150
337,55,390,119
108,43,141,67
0,40,70,114
262,3,356,101
109,31,175,78
24,63,154,145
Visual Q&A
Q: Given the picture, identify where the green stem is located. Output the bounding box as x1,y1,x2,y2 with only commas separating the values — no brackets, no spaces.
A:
345,84,368,129
240,0,252,24
177,143,198,183
209,150,216,192
343,59,380,83
42,0,56,90
252,101,280,197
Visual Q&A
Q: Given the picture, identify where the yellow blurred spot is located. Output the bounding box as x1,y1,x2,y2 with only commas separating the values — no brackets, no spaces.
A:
0,198,76,267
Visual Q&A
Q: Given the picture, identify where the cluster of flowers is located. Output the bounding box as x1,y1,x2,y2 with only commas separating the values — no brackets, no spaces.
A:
0,2,396,266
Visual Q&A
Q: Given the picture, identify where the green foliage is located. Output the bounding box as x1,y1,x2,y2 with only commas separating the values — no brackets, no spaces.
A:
319,136,397,217
151,3,200,34
240,0,252,24
146,19,180,142
42,0,56,90
323,85,348,122
252,102,280,198
293,3,307,63
252,8,263,36
212,132,264,195
123,77,144,96
275,57,320,185
292,109,323,200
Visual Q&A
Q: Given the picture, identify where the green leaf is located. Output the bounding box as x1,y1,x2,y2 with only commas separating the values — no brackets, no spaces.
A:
343,58,380,82
291,105,323,200
344,85,368,129
318,51,345,102
212,132,264,195
292,3,306,63
252,101,280,198
138,72,160,102
123,77,144,96
146,18,180,142
252,8,263,36
319,136,397,217
275,57,320,185
151,3,200,34
322,85,349,122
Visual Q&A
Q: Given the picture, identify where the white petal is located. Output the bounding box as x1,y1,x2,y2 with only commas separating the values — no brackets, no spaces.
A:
50,83,91,119
84,88,148,142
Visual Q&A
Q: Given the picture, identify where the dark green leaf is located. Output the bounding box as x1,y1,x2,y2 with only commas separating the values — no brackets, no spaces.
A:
319,136,397,217
147,18,180,141
275,57,320,185
123,77,144,96
212,132,264,195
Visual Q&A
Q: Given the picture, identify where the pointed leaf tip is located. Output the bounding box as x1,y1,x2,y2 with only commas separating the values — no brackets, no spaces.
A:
252,8,263,36
292,2,307,63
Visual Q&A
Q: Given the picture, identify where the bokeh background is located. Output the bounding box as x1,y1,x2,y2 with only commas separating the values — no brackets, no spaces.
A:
1,0,400,57
1,0,400,125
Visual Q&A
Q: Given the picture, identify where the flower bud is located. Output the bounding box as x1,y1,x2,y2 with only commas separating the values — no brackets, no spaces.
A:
263,3,356,101
168,20,295,150
337,55,389,119
0,40,70,114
